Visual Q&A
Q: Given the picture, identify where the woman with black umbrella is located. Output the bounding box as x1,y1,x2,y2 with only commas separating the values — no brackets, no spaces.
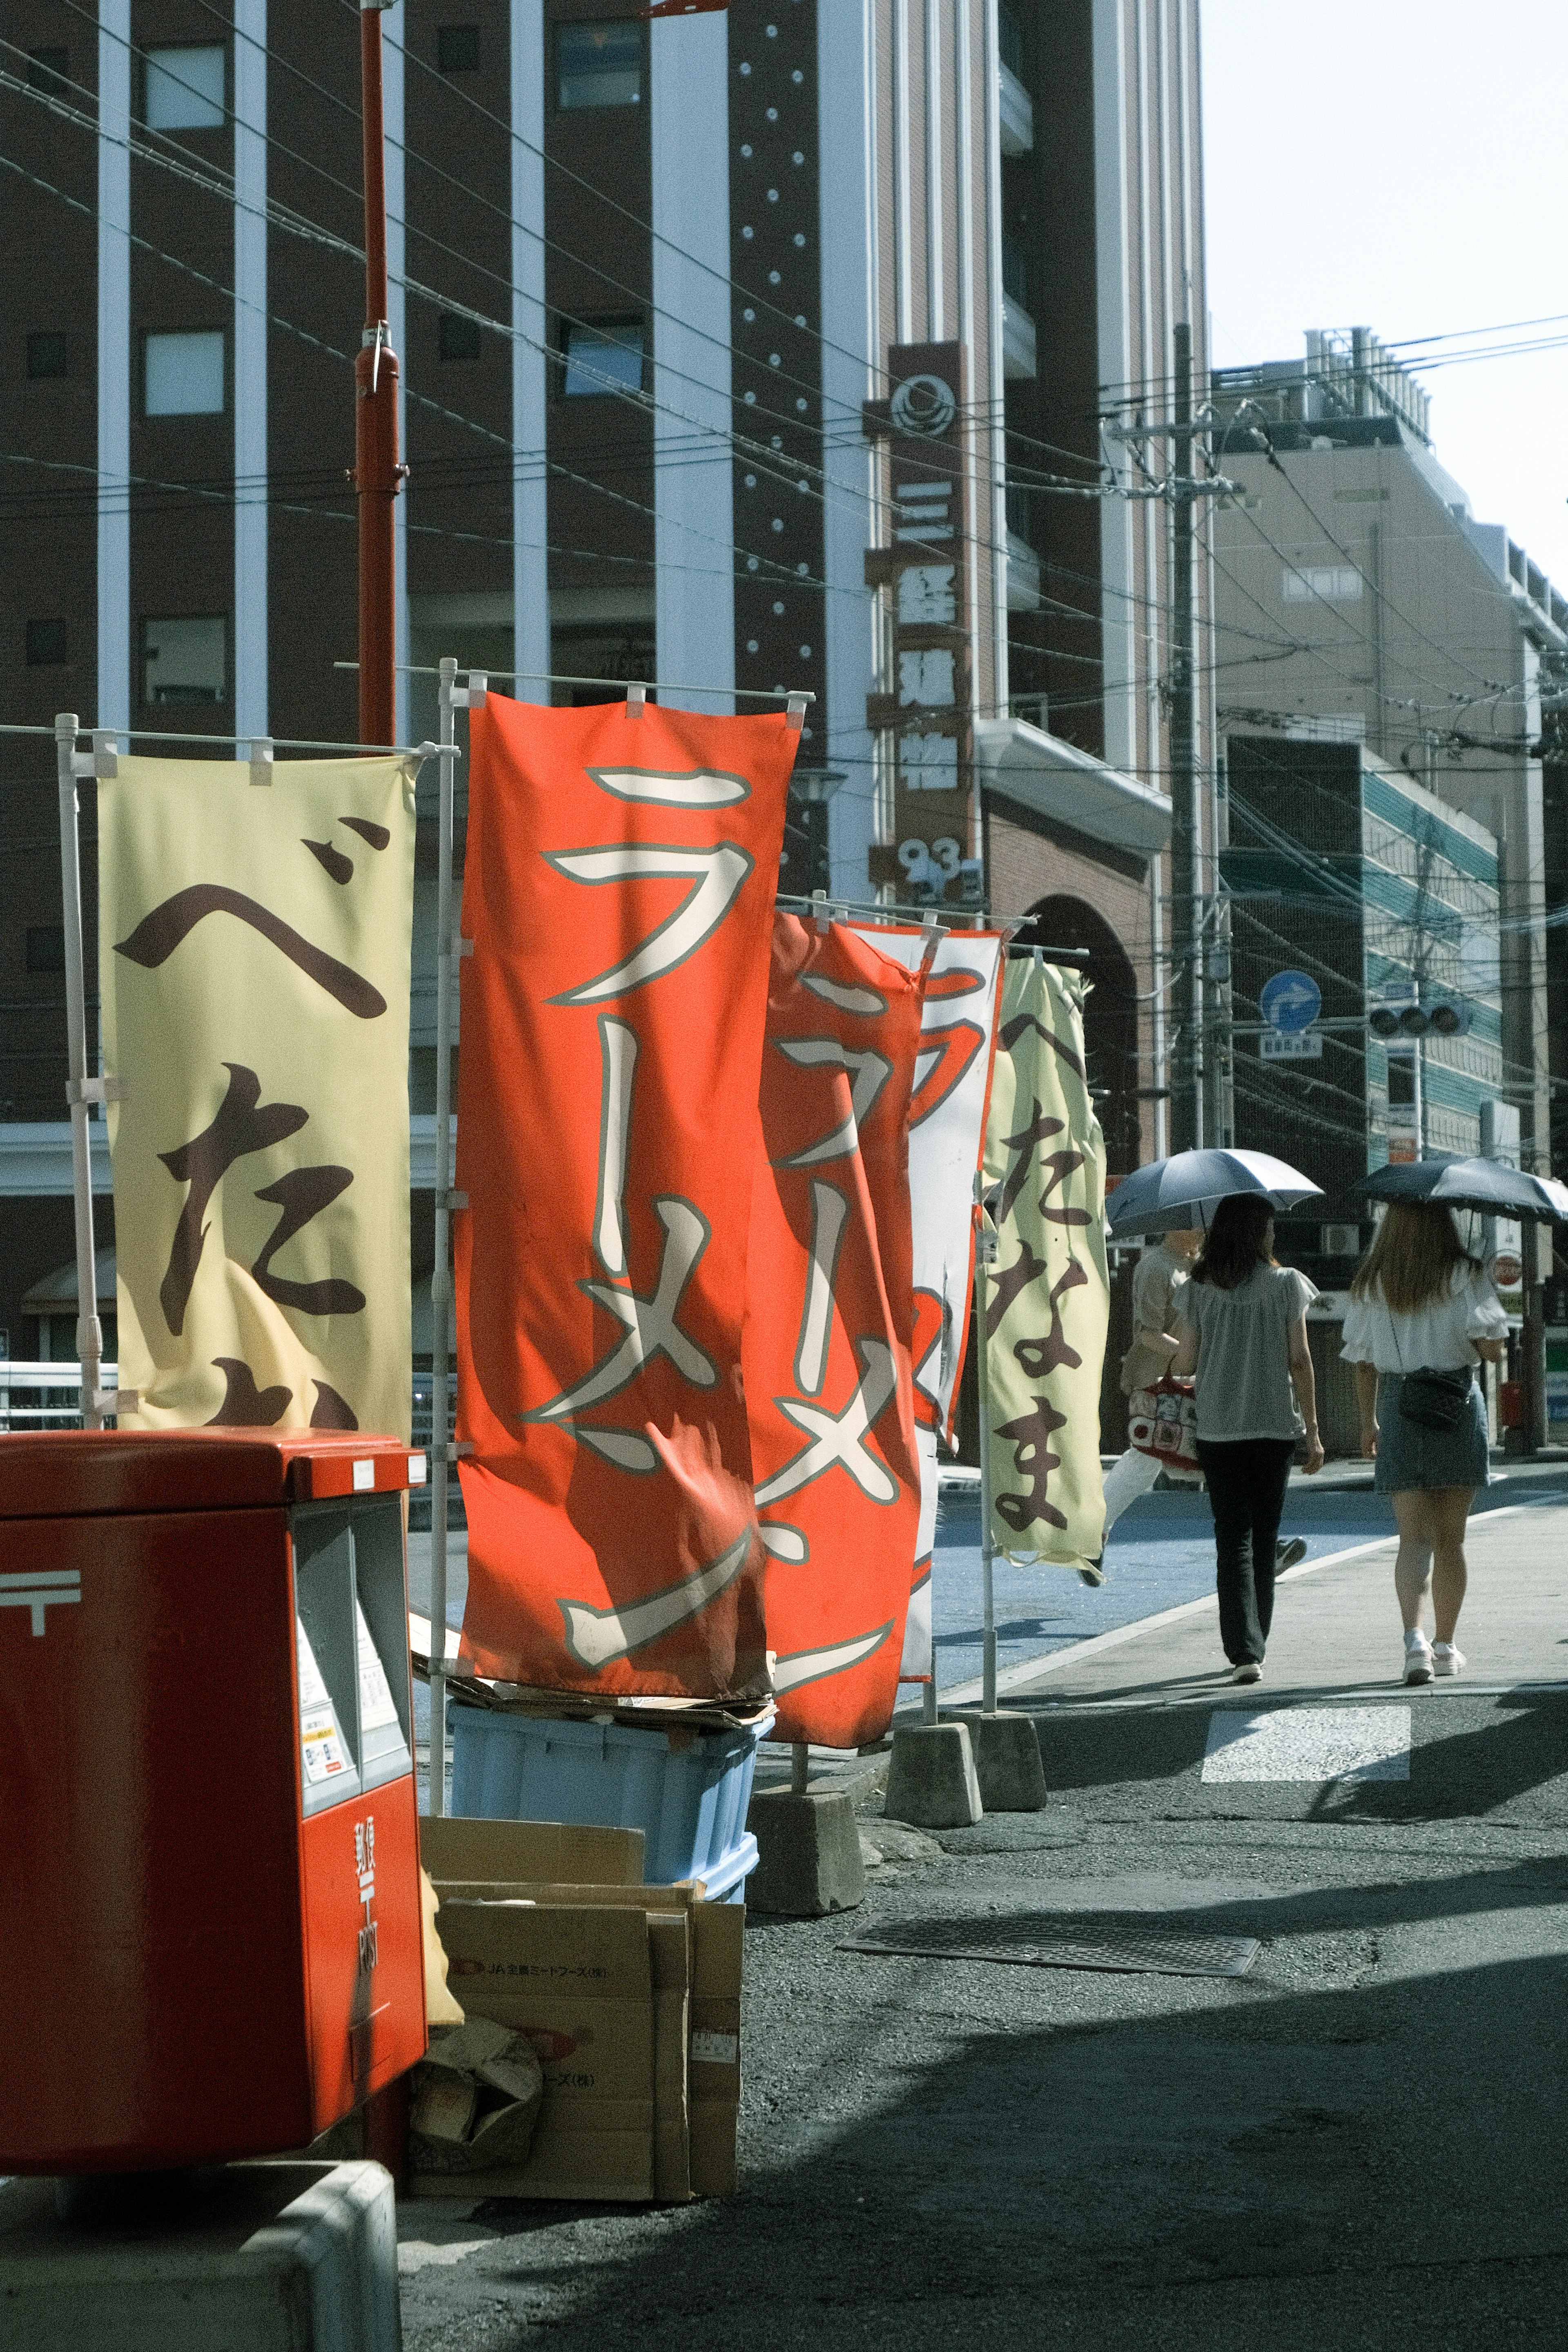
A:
1170,1195,1323,1683
1341,1200,1507,1685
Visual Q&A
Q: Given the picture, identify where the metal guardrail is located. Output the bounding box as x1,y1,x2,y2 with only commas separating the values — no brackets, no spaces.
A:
0,1362,126,1432
2,1368,459,1465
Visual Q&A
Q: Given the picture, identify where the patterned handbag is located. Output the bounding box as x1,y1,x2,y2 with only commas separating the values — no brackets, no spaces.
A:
1126,1375,1201,1468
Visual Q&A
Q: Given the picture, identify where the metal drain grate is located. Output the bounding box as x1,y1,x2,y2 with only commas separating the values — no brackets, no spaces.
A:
840,1917,1260,1979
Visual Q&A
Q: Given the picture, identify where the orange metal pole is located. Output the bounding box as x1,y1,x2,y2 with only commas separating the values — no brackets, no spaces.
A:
356,0,402,747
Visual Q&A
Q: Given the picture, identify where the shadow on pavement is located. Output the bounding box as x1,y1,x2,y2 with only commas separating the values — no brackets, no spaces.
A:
401,1940,1568,2352
982,1690,1568,1824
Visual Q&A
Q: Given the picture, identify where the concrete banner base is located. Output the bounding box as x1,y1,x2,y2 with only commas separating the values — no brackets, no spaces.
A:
943,1710,1048,1811
0,2160,399,2352
747,1788,867,1915
883,1721,983,1828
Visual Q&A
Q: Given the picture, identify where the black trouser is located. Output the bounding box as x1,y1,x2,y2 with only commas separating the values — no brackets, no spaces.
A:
1194,1438,1296,1665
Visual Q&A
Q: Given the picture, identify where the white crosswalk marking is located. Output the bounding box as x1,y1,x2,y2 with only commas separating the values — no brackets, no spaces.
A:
1201,1707,1412,1783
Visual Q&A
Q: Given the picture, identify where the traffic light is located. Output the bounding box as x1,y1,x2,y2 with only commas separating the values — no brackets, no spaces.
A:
1367,996,1471,1039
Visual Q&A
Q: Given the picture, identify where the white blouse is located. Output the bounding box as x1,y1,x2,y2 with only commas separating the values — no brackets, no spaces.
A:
1339,1263,1508,1374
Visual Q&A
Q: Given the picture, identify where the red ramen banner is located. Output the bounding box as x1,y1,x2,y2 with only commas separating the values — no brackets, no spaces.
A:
454,696,795,1696
854,926,1004,1679
743,915,922,1746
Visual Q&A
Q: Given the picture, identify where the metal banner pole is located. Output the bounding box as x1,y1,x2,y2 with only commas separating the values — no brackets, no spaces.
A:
426,659,484,1813
55,714,108,1430
427,661,457,1813
974,1182,999,1713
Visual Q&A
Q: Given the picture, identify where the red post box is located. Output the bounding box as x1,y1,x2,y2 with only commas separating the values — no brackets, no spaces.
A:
0,1429,429,2172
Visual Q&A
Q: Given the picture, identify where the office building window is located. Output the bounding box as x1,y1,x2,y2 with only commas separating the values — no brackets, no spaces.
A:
1001,229,1029,307
26,48,70,98
26,619,68,666
557,22,642,110
26,926,66,974
438,312,484,364
437,24,481,73
998,3,1025,78
145,330,225,416
1283,565,1363,602
27,332,67,380
143,615,226,705
561,321,645,397
144,46,226,131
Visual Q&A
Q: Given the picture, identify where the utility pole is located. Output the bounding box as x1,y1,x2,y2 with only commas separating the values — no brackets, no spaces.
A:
357,0,402,747
1169,321,1201,1151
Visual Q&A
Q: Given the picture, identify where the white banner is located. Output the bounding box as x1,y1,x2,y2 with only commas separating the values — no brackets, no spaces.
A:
854,926,1003,1676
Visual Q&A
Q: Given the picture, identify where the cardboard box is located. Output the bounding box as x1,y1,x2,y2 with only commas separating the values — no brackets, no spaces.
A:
420,1816,644,1888
690,1902,744,2197
428,1898,656,2199
414,1817,743,2204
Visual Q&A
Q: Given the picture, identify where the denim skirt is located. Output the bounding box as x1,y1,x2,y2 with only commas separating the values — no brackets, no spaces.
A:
1374,1370,1490,1493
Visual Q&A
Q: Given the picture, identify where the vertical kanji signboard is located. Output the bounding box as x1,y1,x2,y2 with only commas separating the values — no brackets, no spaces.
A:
864,342,976,906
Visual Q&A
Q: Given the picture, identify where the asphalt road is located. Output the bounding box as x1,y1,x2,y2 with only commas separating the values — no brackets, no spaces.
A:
397,1492,1568,2352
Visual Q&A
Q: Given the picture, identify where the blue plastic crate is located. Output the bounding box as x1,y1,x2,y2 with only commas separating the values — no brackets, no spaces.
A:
449,1705,769,1902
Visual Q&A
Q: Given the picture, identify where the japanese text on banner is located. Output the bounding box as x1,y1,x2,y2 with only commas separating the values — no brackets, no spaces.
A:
100,755,416,1438
981,959,1109,1569
854,926,1003,1679
744,915,922,1747
455,696,794,1698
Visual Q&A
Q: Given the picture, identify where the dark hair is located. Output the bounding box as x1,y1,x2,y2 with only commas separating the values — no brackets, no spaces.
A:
1190,1194,1276,1291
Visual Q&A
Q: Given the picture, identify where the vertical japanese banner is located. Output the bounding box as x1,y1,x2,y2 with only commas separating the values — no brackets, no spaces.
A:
854,926,1004,1677
454,696,795,1698
982,959,1109,1568
100,755,417,1437
743,915,922,1747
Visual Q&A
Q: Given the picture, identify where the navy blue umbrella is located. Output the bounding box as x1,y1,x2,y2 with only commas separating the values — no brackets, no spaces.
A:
1353,1157,1568,1221
1106,1148,1323,1239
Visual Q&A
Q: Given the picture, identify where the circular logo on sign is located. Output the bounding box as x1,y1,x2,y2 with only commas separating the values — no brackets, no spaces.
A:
1492,1253,1523,1290
891,373,957,438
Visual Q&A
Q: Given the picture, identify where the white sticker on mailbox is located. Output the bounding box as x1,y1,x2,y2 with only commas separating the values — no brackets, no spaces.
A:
300,1705,349,1784
356,1600,401,1733
352,1459,376,1492
407,1452,428,1485
296,1616,331,1710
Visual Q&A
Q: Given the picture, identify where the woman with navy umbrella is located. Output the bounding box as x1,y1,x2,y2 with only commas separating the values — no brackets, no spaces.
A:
1170,1195,1323,1682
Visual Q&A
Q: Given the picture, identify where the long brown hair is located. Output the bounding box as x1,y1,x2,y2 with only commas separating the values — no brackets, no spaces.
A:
1351,1200,1478,1313
1190,1195,1276,1291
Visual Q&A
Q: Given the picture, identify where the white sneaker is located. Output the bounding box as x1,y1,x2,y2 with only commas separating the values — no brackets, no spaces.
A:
1403,1631,1433,1686
1432,1643,1466,1678
1230,1661,1263,1684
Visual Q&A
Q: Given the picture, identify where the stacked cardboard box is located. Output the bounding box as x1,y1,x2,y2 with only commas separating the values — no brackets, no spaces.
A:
414,1817,743,2202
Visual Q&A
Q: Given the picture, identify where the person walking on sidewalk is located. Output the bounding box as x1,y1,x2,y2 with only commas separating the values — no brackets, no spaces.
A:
1090,1228,1203,1577
1171,1196,1323,1683
1092,1225,1310,1585
1340,1202,1507,1686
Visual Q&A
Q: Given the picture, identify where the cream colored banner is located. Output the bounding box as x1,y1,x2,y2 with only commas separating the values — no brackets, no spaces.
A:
981,959,1109,1568
100,754,416,1438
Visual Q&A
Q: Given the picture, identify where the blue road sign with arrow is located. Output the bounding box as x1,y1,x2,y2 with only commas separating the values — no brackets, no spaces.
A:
1260,970,1322,1034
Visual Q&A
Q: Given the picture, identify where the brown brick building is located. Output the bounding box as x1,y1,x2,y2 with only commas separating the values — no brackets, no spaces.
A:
0,0,1207,1365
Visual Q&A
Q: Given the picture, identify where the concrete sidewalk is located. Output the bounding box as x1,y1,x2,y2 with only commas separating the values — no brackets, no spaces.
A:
1011,1489,1568,1709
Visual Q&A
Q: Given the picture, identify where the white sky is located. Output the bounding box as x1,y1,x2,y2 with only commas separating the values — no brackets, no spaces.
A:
1201,0,1568,587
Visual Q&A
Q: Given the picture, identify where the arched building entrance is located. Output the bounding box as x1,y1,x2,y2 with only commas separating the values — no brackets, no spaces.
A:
1014,895,1142,1176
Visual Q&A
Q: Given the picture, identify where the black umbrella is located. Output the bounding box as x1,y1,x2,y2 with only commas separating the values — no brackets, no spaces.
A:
1352,1157,1568,1222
